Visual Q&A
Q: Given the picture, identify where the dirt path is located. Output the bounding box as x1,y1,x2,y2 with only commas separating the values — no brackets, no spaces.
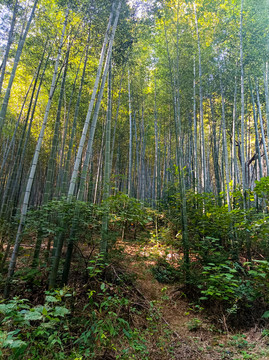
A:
119,239,269,360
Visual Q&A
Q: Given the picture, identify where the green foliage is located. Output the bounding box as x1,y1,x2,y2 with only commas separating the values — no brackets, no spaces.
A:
167,186,269,269
77,282,142,358
262,329,269,336
197,259,269,321
196,236,228,265
228,334,249,349
87,253,108,279
199,261,242,303
74,258,154,359
106,192,152,229
151,258,181,284
246,260,269,302
26,199,98,238
13,268,42,285
255,177,269,198
0,289,72,359
186,317,203,331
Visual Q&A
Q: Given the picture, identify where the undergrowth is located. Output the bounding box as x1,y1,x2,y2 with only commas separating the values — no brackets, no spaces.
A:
0,254,179,360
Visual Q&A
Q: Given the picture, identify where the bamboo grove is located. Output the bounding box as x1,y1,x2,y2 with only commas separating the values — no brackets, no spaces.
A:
0,0,269,296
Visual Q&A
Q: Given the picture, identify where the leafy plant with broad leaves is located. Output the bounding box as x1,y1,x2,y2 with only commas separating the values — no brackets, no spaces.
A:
0,288,72,359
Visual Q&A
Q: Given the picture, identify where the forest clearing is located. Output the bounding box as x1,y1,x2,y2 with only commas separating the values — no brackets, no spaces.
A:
1,0,269,358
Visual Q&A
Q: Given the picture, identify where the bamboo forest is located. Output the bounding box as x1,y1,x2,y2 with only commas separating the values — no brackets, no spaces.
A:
1,0,269,358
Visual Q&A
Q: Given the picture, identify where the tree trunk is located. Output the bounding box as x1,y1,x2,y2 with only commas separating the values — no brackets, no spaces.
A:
128,68,132,197
249,78,263,180
43,44,70,204
77,6,121,200
240,0,246,202
68,2,119,200
194,2,206,192
220,80,231,211
62,39,90,195
4,11,68,297
0,0,18,95
232,76,238,193
264,62,269,155
255,78,269,175
209,95,221,205
0,0,39,134
101,60,112,255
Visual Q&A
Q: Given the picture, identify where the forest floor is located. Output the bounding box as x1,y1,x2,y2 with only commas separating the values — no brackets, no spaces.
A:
3,231,269,359
116,236,269,360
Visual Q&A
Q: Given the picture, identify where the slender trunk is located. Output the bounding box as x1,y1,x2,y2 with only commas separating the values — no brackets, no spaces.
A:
0,79,35,216
110,65,125,170
101,60,112,254
264,62,269,154
194,2,206,192
62,2,121,285
12,49,51,211
0,0,18,95
193,56,198,192
128,69,132,197
43,44,70,204
154,76,158,207
4,11,68,297
133,112,139,198
141,103,145,202
0,0,38,134
0,70,37,189
49,231,65,289
93,132,105,204
240,0,246,201
250,78,263,180
255,78,269,175
240,1,250,263
62,40,90,195
163,18,176,119
56,43,86,195
175,1,189,282
68,1,120,200
2,47,48,217
77,5,121,200
220,80,231,211
232,76,238,193
209,95,221,205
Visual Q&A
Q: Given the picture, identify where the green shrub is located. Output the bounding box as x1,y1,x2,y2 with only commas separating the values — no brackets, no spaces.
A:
0,289,72,359
151,258,181,284
198,259,269,316
105,192,152,230
199,261,242,303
